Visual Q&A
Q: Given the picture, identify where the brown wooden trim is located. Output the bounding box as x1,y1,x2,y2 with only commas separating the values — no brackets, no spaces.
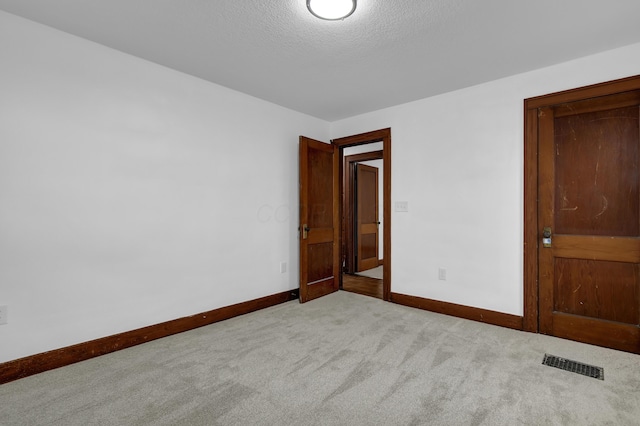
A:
390,293,524,331
332,128,390,146
552,312,640,354
0,290,297,385
523,106,539,332
333,128,392,301
526,74,640,109
553,235,640,263
344,151,384,163
378,259,384,266
523,74,640,335
536,106,555,335
343,150,384,274
553,90,640,117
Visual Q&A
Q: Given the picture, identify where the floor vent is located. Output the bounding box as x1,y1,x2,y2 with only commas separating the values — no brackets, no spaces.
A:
542,354,604,380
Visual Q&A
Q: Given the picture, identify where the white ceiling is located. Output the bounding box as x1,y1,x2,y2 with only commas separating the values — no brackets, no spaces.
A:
1,0,640,121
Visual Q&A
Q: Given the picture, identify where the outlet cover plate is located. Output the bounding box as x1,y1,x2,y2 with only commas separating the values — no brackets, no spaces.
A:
438,268,447,280
0,305,7,325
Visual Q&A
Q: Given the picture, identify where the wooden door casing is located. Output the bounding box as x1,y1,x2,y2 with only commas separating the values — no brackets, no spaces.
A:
525,75,640,354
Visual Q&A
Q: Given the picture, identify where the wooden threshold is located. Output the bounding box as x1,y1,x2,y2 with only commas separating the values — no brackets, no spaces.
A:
0,289,298,385
391,293,524,331
342,274,383,299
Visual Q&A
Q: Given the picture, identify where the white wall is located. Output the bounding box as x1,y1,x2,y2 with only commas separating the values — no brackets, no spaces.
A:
2,10,640,366
0,11,329,363
331,42,640,316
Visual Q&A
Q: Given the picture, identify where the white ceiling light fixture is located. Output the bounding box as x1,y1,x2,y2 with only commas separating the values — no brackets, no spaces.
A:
307,0,357,21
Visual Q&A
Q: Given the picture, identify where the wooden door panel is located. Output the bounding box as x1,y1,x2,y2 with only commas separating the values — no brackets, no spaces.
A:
553,235,640,262
361,223,378,234
553,90,640,117
554,105,639,236
553,258,639,324
308,147,334,229
360,233,377,259
552,313,640,354
307,243,334,283
538,91,640,353
299,136,340,303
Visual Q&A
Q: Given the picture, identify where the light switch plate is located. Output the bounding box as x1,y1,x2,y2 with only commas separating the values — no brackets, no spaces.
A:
395,201,409,212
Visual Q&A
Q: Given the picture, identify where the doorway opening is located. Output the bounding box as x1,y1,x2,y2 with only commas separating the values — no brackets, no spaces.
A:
341,146,384,299
298,128,390,303
333,129,391,301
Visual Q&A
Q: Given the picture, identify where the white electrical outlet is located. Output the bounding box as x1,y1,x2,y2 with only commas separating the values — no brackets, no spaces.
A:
438,268,447,281
0,305,7,325
280,262,287,274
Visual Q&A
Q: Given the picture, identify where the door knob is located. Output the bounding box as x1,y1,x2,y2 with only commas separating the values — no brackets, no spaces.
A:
542,227,552,248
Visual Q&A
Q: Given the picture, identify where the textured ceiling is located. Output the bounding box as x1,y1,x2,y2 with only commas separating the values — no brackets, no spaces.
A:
1,0,640,121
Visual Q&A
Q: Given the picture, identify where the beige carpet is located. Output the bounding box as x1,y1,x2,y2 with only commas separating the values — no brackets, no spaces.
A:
1,291,638,425
355,265,383,279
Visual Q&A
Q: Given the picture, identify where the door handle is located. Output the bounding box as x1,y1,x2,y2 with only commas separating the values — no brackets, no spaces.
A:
542,226,552,248
302,224,309,240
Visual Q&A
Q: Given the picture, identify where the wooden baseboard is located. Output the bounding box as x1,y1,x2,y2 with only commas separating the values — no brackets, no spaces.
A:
390,292,523,331
378,259,384,266
0,289,299,385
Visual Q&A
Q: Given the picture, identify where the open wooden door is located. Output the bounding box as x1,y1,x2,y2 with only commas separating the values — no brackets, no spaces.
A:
299,136,340,303
538,90,640,353
356,163,379,272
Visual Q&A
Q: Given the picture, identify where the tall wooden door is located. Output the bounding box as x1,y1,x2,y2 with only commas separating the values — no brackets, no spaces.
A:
538,90,640,353
356,163,379,272
299,136,340,303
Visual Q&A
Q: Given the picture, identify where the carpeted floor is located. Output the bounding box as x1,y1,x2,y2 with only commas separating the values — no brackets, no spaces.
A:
1,291,639,425
355,265,383,280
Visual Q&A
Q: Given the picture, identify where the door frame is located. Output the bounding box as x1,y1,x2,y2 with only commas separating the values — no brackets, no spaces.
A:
343,150,384,275
523,74,640,333
333,128,391,301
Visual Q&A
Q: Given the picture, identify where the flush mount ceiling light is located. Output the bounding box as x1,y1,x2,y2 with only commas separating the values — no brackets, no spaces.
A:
307,0,357,21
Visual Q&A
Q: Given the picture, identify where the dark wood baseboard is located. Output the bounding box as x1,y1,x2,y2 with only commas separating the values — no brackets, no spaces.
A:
390,292,523,331
378,259,384,266
0,289,299,385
